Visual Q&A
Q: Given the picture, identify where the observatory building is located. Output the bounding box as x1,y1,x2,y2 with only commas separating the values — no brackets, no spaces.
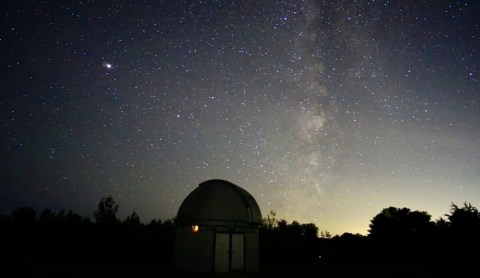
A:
173,179,262,273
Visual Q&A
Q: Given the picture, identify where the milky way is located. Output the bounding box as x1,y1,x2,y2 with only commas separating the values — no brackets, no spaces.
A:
1,1,479,234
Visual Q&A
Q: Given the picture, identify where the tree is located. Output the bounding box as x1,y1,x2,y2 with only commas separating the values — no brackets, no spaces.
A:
301,223,319,239
434,217,449,237
11,207,36,224
407,210,435,238
320,230,332,239
445,202,480,239
124,211,141,226
262,210,277,230
368,206,434,241
39,208,56,225
94,195,119,225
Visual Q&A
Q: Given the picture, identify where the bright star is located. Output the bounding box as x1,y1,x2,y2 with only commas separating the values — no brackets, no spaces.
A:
102,61,112,69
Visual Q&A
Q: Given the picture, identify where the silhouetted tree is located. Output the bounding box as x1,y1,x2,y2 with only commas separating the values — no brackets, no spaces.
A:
94,195,119,225
407,210,435,238
124,211,141,226
338,232,365,240
438,202,480,272
445,202,480,239
148,218,163,227
301,223,319,239
368,207,434,241
259,211,321,262
92,196,120,261
320,230,332,239
39,208,56,225
435,217,449,236
276,219,288,232
11,207,36,224
262,210,277,230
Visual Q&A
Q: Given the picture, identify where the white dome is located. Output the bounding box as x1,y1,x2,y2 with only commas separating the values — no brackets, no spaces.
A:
176,179,262,226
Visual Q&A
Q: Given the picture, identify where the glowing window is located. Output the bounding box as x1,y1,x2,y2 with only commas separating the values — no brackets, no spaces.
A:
192,225,199,232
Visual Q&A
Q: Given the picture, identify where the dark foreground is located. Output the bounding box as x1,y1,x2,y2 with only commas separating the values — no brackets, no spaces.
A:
3,261,475,278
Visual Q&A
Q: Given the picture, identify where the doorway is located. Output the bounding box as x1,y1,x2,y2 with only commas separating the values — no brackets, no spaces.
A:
214,233,245,272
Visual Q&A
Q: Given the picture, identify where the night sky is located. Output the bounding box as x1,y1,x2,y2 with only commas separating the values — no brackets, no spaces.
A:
1,1,479,235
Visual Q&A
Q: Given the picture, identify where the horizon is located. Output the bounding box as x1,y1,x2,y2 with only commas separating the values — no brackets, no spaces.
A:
2,191,476,236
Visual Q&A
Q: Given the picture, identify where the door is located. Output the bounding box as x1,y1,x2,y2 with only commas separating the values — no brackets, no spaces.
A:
231,233,245,271
214,233,245,272
214,233,229,272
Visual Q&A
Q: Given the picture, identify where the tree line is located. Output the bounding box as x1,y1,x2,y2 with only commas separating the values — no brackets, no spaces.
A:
0,196,174,264
1,197,479,273
259,202,480,274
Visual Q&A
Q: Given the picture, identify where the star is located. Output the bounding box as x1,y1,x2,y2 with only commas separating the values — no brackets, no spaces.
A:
102,61,112,69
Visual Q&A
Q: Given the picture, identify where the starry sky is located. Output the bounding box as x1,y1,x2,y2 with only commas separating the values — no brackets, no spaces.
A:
1,1,479,235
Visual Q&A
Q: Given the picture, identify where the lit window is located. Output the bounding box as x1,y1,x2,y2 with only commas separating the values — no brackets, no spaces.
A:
192,225,199,232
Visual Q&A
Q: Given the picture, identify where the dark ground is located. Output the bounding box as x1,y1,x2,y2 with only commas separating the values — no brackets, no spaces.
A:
3,260,475,278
